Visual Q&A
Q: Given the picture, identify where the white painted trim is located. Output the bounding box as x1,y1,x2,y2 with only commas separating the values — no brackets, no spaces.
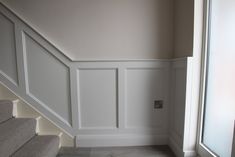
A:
21,32,73,127
75,69,82,130
169,137,197,157
117,66,126,129
35,116,42,133
0,70,18,87
183,57,194,150
76,134,168,147
69,66,80,134
169,57,199,156
14,23,26,91
12,99,19,117
184,151,197,157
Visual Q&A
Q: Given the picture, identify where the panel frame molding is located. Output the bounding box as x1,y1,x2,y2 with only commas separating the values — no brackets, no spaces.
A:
0,11,18,86
77,67,119,130
21,31,73,127
124,66,170,131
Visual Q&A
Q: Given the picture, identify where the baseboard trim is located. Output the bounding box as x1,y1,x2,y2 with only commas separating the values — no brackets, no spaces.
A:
184,150,197,157
76,134,168,147
169,137,184,157
169,137,197,157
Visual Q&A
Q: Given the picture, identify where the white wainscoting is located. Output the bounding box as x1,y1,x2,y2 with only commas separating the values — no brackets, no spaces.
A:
23,33,72,126
169,58,196,157
0,2,194,150
0,3,74,135
0,12,18,86
74,61,171,147
169,59,187,156
78,68,118,129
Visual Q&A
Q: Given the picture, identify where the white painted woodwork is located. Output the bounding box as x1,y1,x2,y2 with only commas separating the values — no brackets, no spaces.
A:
78,69,117,129
0,12,18,85
23,33,72,126
0,83,74,147
0,3,195,150
169,58,196,157
173,68,186,140
126,68,167,129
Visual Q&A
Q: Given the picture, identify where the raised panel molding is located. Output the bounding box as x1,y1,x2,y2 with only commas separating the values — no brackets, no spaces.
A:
173,68,186,139
126,68,167,130
75,62,171,146
23,33,72,126
78,68,118,129
0,12,18,86
169,58,195,157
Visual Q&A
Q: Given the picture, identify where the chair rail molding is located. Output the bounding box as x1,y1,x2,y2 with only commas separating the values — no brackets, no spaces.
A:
0,2,196,152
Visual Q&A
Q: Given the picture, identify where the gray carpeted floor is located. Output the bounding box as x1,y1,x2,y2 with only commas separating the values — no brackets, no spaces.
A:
57,145,176,157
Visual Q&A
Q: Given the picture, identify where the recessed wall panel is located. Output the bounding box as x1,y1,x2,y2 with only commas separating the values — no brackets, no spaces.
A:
126,68,166,129
24,34,71,125
0,13,18,84
173,68,186,138
79,69,117,129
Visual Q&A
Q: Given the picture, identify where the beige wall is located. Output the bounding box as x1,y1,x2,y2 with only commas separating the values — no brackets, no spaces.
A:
2,0,175,60
173,0,194,58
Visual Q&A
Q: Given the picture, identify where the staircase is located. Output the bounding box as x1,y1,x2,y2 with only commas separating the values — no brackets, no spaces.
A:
0,100,60,157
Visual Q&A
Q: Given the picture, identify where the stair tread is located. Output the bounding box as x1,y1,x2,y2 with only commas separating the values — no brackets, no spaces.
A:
0,118,36,157
0,100,13,123
12,135,60,157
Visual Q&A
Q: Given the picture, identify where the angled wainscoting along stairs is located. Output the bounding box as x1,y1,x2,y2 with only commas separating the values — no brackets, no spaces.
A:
0,2,196,157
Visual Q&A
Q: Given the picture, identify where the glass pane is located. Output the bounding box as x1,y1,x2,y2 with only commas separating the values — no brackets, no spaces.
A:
202,0,235,157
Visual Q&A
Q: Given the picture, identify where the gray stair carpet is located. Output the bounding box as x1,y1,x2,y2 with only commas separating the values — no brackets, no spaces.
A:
12,135,60,157
0,100,13,123
0,118,36,157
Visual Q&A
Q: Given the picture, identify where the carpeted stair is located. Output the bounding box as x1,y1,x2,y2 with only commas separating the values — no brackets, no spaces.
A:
0,100,60,157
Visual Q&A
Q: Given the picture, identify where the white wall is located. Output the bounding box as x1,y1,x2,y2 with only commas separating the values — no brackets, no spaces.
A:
1,0,174,60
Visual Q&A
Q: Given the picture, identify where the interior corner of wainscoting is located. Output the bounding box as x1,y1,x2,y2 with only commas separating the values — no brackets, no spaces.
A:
168,136,184,157
168,136,197,157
